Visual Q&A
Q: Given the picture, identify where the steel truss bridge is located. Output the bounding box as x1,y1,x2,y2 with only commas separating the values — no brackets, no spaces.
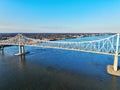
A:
0,33,119,55
0,33,120,75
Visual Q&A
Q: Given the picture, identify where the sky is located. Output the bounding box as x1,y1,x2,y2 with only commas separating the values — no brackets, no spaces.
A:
0,0,120,33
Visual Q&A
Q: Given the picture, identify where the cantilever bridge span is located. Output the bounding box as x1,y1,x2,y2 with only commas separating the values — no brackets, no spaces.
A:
0,33,120,76
0,33,119,54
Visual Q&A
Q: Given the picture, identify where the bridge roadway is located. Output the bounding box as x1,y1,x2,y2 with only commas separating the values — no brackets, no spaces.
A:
0,33,119,55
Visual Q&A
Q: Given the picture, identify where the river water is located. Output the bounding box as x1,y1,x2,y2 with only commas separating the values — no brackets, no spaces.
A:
0,35,120,90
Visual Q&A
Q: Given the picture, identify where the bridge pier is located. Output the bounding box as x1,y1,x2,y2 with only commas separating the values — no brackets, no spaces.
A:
0,45,4,50
0,45,4,54
19,45,22,54
19,45,25,54
107,33,120,76
15,45,25,56
113,33,119,71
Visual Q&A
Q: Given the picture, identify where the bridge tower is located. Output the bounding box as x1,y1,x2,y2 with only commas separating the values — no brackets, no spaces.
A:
107,33,120,76
18,34,25,55
15,34,25,56
19,34,24,54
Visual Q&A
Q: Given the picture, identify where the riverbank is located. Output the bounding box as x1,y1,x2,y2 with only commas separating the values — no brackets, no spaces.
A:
0,33,114,41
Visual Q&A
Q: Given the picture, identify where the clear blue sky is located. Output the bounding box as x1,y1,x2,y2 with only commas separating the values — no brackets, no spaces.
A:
0,0,120,33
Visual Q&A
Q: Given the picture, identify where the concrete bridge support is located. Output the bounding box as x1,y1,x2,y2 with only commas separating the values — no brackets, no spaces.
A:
0,45,4,54
113,33,119,71
19,45,25,54
0,45,4,50
107,33,120,76
15,44,29,56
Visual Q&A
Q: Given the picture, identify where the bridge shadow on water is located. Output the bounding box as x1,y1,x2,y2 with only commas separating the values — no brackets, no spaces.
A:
16,55,27,72
19,55,26,65
19,55,26,61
